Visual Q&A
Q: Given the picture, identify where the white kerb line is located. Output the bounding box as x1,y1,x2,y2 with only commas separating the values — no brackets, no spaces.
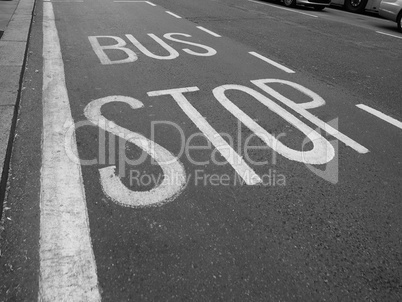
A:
249,52,295,74
376,31,402,40
40,2,101,301
166,11,182,18
197,26,221,37
248,0,318,18
356,104,402,130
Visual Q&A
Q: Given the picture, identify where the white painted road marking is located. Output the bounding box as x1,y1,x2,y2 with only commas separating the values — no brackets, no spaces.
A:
89,33,217,64
114,0,156,5
164,33,217,56
166,11,182,19
148,87,262,185
376,31,402,40
88,36,138,65
40,2,100,301
126,33,180,60
357,104,402,130
213,84,335,164
196,26,222,37
44,0,83,2
252,79,369,154
249,52,295,74
248,0,318,18
84,96,187,207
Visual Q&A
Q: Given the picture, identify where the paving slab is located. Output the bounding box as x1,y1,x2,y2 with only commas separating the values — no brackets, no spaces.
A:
2,14,31,41
0,106,15,177
0,66,21,106
0,40,26,66
0,1,18,34
14,0,34,15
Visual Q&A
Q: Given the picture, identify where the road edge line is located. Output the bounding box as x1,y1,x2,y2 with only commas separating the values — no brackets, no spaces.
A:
39,2,101,300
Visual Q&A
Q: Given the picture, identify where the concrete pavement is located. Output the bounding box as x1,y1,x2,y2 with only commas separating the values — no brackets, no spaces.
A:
0,0,34,217
0,0,17,39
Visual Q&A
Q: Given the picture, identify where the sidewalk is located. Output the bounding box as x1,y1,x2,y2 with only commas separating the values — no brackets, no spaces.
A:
0,0,17,39
0,0,35,217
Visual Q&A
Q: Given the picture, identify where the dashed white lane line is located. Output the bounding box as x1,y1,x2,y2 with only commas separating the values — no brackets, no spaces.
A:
248,0,318,18
166,11,182,18
357,104,402,130
114,0,156,5
376,31,402,40
249,51,295,74
196,26,222,37
44,0,83,2
40,2,100,301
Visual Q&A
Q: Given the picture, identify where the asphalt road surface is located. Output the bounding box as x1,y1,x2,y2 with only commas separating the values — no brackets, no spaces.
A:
1,0,402,300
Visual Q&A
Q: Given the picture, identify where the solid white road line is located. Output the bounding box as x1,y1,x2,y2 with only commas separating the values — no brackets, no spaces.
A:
249,51,295,74
114,0,156,5
44,0,84,2
196,26,222,37
40,2,100,301
376,31,402,40
248,0,318,18
166,11,182,18
357,104,402,130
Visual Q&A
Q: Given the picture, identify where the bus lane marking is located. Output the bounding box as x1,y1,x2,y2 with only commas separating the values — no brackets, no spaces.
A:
163,33,217,56
357,104,402,130
249,52,295,74
88,33,217,65
252,79,369,153
84,96,187,207
196,26,222,37
166,11,182,19
147,87,262,185
213,84,335,164
88,35,138,65
40,2,100,301
125,34,180,60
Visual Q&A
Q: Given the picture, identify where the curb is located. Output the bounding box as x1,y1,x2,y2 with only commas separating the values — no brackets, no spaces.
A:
0,0,35,218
